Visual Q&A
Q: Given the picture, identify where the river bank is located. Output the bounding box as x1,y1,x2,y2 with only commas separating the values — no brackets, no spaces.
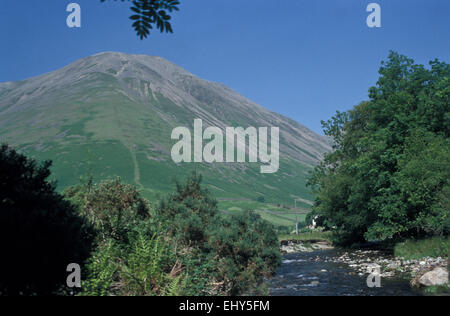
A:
276,237,449,295
269,249,422,296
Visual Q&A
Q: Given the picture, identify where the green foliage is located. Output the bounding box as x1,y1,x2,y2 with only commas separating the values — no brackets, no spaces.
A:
101,0,180,39
71,177,187,296
207,212,281,295
0,144,94,295
156,172,281,295
394,237,450,260
78,173,280,296
80,240,118,296
65,177,151,243
309,52,450,246
156,172,219,245
81,228,187,296
395,132,450,237
423,284,450,295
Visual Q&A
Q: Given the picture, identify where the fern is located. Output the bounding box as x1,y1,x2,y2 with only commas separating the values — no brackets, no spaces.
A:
164,274,184,296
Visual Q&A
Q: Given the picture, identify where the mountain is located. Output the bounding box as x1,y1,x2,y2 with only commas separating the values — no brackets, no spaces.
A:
0,52,331,210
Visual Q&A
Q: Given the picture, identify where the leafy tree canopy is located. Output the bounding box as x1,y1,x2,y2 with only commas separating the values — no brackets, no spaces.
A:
309,52,449,246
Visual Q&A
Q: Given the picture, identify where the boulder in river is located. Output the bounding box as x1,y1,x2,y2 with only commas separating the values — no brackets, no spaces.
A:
311,241,334,250
415,267,448,287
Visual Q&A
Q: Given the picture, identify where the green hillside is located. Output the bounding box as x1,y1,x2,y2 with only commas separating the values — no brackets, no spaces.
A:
0,52,331,224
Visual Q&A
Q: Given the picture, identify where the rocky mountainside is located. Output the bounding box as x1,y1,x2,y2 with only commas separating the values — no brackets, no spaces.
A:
0,52,331,207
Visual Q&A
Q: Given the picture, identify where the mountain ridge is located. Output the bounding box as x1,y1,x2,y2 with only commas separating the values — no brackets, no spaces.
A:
0,52,331,209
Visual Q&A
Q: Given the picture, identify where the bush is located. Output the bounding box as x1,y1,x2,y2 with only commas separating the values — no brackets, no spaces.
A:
155,172,219,246
72,177,187,296
75,172,281,296
156,172,281,295
0,144,94,295
65,177,151,244
207,212,281,295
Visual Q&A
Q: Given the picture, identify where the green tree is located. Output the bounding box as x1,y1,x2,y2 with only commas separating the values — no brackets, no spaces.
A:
309,52,449,246
0,144,94,295
392,131,450,237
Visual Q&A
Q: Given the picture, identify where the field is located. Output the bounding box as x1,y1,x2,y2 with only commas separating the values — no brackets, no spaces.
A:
218,199,309,230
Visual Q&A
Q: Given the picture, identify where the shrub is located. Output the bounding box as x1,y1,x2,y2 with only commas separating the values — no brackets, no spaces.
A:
0,144,94,295
157,172,281,295
65,177,151,243
155,172,219,246
79,172,281,296
207,212,281,295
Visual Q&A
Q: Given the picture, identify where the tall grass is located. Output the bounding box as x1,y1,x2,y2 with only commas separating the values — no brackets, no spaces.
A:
394,237,450,260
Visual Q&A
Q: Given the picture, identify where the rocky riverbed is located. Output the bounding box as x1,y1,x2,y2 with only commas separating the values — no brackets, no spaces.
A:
322,250,448,284
280,240,334,253
278,240,449,290
270,249,422,296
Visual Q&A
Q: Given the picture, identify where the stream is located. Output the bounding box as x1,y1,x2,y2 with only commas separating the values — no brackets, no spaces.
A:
269,249,422,296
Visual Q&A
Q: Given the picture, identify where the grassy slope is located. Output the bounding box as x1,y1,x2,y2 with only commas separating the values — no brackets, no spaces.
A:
1,72,317,228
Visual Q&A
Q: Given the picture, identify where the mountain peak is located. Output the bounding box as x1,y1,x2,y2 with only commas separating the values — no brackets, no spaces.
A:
0,52,331,206
84,51,194,80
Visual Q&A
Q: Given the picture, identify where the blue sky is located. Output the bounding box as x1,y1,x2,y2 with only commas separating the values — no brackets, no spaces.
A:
1,0,449,134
